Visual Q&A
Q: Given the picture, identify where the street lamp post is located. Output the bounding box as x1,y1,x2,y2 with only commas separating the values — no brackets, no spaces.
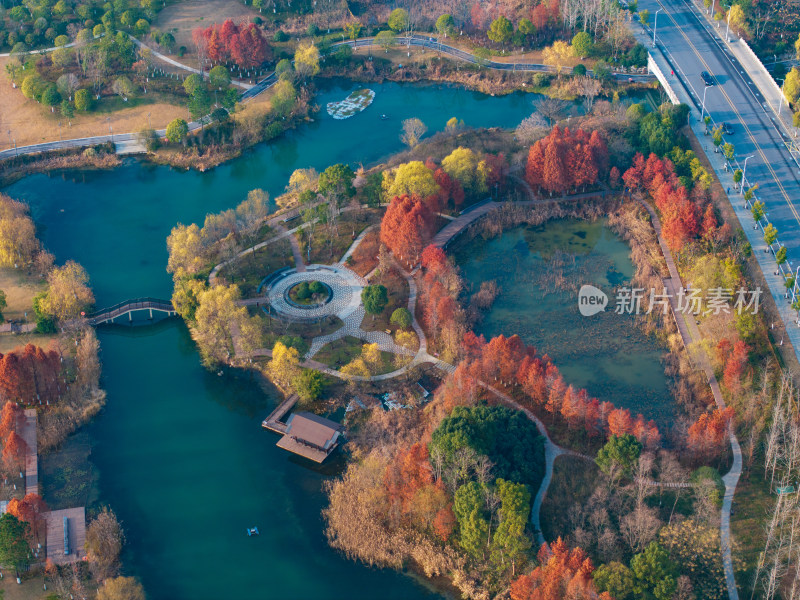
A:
701,84,709,121
653,9,662,47
742,154,755,195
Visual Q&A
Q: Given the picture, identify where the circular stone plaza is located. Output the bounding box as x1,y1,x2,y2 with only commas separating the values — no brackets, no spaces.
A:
266,265,365,321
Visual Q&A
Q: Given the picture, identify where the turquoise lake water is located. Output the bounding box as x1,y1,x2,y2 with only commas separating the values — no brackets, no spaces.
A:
3,80,546,599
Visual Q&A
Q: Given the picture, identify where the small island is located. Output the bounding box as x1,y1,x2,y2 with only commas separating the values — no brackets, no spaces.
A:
326,89,376,120
286,280,332,308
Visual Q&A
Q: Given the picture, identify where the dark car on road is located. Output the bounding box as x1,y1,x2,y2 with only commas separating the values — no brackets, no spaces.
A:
701,71,715,86
722,122,734,135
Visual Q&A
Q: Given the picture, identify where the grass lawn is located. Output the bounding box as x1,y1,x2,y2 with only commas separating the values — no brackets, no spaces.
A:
219,238,295,297
0,573,49,600
299,210,380,266
731,469,773,598
250,309,343,354
540,455,599,542
0,267,45,322
360,269,409,334
0,57,187,148
314,336,364,369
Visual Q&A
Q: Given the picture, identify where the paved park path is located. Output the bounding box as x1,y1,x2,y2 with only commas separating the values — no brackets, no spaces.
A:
637,198,741,599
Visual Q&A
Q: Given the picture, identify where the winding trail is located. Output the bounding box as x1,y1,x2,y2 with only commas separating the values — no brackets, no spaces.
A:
636,198,741,597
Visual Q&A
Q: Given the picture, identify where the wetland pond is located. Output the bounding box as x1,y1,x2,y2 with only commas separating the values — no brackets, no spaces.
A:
453,218,675,426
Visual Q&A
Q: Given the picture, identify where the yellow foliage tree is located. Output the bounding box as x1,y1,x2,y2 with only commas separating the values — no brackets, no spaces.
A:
361,343,383,373
39,260,95,321
727,5,748,37
395,330,418,351
785,67,800,106
542,40,574,74
442,147,487,194
166,223,207,278
340,357,370,379
268,341,301,389
382,161,439,201
294,42,320,78
0,194,39,268
193,284,248,365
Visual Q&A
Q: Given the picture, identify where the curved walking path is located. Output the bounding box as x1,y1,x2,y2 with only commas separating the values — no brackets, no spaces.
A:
636,197,741,600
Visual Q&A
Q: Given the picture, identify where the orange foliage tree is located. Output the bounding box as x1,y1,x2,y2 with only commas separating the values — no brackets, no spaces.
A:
380,195,434,267
687,407,735,462
510,538,611,600
525,126,608,195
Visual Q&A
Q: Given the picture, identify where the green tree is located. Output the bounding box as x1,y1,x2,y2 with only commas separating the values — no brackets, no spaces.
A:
166,118,189,144
0,290,6,322
733,168,742,185
639,9,650,24
390,307,412,329
744,184,758,203
21,73,44,100
344,21,361,43
488,16,513,51
454,481,488,558
42,84,61,110
436,14,455,38
292,368,325,402
518,18,535,40
571,31,593,58
594,561,635,599
490,479,532,575
209,65,231,88
630,542,677,600
751,199,765,222
361,284,388,317
318,163,356,203
764,223,778,246
722,142,735,161
75,88,92,111
112,76,135,101
777,246,788,265
275,58,293,80
375,30,397,52
270,79,296,117
188,87,212,122
183,73,202,96
595,434,642,482
61,99,74,119
388,8,409,33
0,514,30,569
135,18,149,35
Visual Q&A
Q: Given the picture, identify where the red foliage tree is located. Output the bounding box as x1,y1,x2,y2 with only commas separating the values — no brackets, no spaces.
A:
433,505,456,541
0,401,20,442
510,538,610,600
380,195,434,267
723,340,749,395
622,152,646,191
526,126,608,195
384,443,434,513
194,19,271,70
7,492,47,542
687,407,735,461
3,431,27,472
606,408,633,436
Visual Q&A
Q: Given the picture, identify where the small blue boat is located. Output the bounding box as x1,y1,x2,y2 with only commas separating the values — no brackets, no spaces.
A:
247,527,260,536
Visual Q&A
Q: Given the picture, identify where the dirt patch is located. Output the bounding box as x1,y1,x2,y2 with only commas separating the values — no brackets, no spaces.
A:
0,57,187,148
156,0,257,50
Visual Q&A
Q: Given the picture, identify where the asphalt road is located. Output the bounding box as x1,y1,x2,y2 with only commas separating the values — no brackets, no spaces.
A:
641,0,800,256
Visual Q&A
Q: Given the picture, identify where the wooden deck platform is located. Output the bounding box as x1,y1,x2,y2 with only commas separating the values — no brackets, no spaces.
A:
43,507,86,564
261,394,298,434
275,436,330,463
19,409,37,496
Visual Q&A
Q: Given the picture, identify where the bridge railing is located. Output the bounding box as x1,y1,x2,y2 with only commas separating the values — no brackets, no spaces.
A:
87,297,173,319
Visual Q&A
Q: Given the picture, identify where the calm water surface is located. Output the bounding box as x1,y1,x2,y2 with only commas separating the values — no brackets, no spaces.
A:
3,80,545,599
454,219,674,426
